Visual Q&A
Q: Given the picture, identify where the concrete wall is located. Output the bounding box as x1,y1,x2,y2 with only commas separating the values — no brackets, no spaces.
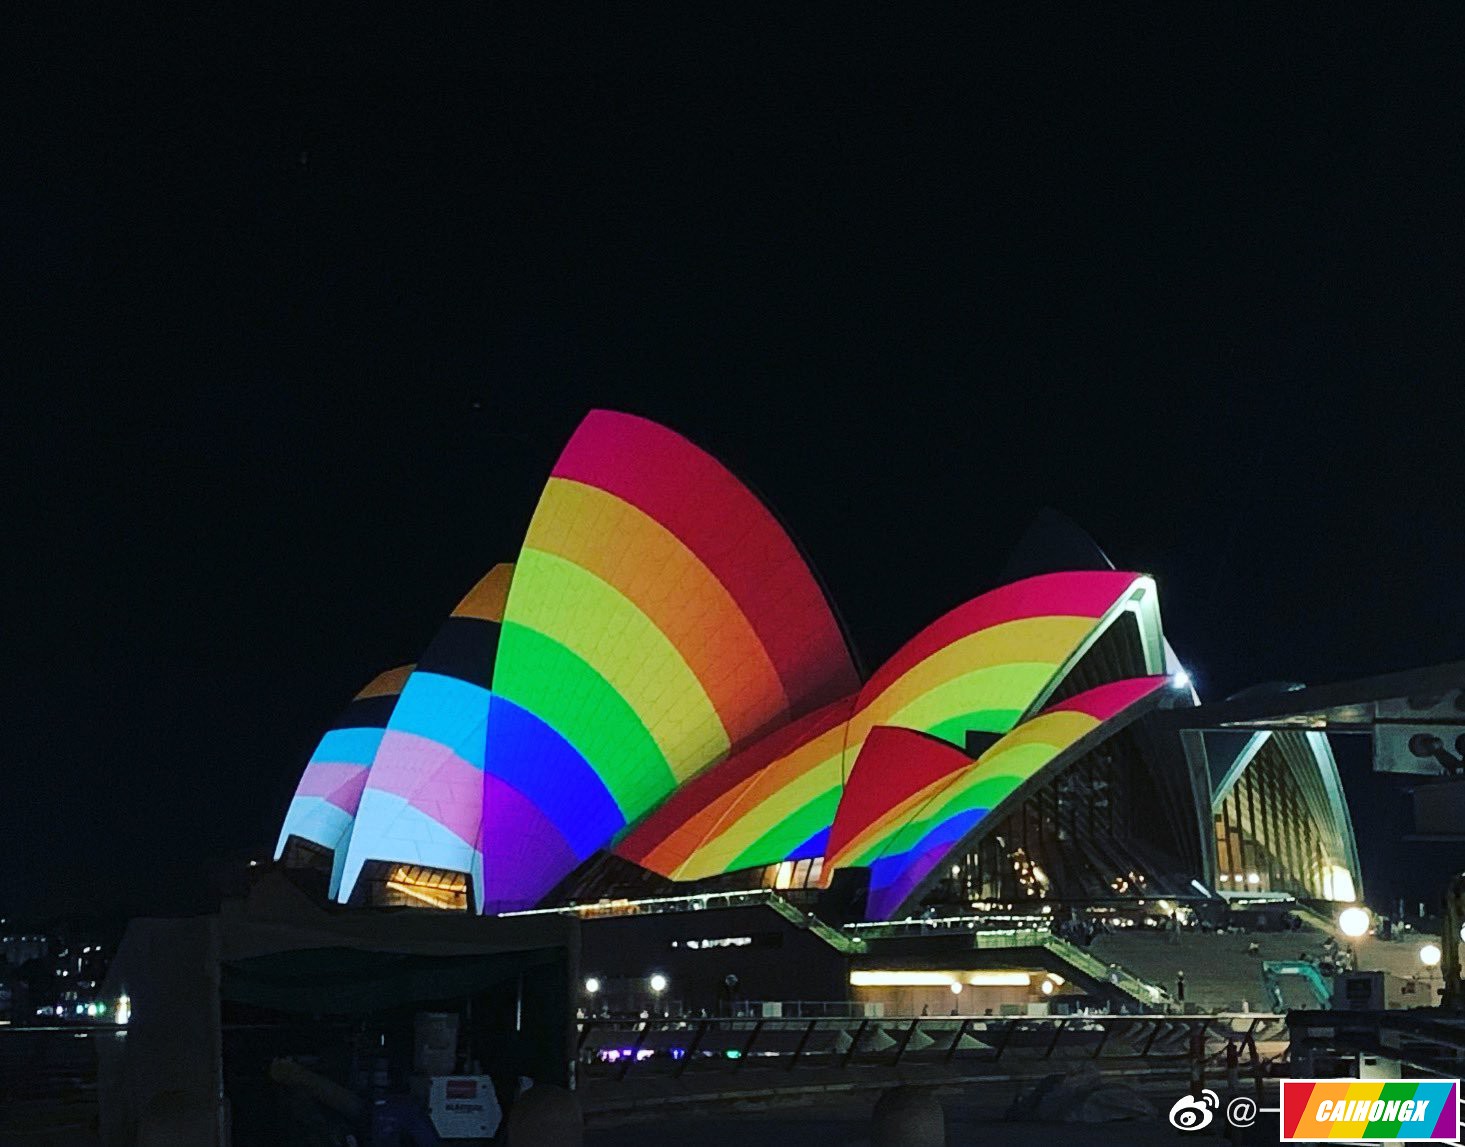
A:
850,983,1035,1016
97,916,223,1147
579,905,849,1013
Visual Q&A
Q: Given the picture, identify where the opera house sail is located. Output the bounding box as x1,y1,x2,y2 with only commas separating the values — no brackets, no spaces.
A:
275,410,1364,921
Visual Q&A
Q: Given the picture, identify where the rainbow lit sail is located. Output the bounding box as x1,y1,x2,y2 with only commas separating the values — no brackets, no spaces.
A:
617,573,1153,882
274,664,413,893
336,565,512,904
480,411,859,908
845,676,1170,919
279,410,1198,922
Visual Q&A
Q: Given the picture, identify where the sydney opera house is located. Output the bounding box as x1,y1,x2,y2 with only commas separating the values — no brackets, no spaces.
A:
273,409,1362,937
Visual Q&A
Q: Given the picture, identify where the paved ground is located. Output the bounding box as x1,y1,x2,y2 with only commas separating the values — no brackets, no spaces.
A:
0,1033,1290,1146
0,1095,1292,1147
1089,920,1441,1011
588,1093,1287,1146
587,1079,1289,1146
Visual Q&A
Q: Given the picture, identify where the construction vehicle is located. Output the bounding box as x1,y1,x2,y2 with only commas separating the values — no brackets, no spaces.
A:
1260,960,1333,1012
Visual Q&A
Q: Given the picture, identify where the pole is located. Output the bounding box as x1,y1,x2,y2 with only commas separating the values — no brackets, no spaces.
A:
1188,1023,1206,1100
1225,1041,1241,1145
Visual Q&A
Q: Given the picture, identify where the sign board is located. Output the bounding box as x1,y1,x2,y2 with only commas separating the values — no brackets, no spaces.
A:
427,1076,502,1139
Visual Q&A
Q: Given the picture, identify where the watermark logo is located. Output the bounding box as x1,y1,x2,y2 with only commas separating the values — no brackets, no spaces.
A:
1168,1089,1219,1131
1226,1096,1258,1128
1280,1079,1460,1142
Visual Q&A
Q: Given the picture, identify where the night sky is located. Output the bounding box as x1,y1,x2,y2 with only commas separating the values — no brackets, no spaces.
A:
9,7,1465,923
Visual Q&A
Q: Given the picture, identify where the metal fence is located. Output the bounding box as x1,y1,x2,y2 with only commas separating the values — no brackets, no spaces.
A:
576,1012,1287,1082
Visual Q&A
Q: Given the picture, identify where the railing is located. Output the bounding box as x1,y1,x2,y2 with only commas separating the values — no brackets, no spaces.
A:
576,1012,1288,1083
501,888,868,953
848,915,1050,938
759,894,866,953
1032,933,1170,1006
723,1000,884,1018
501,887,786,918
848,920,1169,1006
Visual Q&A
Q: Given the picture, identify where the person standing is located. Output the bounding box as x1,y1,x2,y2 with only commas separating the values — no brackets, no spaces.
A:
1176,970,1186,1003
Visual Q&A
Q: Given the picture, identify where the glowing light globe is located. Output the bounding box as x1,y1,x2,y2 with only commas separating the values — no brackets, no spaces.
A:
1420,944,1442,968
1338,906,1371,938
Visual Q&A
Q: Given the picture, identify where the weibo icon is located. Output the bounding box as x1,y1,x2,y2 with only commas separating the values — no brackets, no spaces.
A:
1169,1090,1220,1131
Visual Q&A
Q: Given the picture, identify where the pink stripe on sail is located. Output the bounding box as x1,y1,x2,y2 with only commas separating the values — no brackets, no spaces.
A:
295,762,370,812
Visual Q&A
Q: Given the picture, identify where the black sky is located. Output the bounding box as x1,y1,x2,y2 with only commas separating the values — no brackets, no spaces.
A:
8,6,1465,922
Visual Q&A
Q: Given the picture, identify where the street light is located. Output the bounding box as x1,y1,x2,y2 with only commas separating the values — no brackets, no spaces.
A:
584,977,601,995
949,981,963,996
1420,944,1442,968
649,973,668,994
1338,906,1371,939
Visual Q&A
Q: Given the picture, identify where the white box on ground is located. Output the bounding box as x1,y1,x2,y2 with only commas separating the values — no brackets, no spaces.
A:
427,1076,502,1139
1359,1052,1402,1079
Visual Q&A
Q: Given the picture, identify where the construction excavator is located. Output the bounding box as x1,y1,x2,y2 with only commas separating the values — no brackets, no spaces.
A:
1260,960,1333,1012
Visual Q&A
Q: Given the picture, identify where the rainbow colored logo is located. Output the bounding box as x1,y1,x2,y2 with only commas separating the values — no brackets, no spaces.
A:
1281,1079,1459,1141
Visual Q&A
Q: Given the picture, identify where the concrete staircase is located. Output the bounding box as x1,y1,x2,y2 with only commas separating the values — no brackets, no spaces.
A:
1087,920,1443,1012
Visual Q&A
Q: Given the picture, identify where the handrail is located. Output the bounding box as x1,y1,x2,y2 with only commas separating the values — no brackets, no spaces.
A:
501,892,1164,989
501,888,867,953
574,1012,1289,1085
759,894,866,953
500,888,785,918
851,921,1167,1006
848,916,1050,935
1034,933,1170,1006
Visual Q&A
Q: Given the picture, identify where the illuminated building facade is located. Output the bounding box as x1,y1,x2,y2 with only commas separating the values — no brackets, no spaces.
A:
275,411,1362,922
1203,728,1360,902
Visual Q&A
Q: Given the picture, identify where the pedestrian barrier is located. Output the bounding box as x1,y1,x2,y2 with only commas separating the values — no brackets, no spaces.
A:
575,1012,1288,1082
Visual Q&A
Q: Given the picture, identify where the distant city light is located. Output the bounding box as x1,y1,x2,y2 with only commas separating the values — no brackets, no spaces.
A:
1420,944,1443,968
115,995,130,1026
584,977,601,995
1338,906,1371,938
